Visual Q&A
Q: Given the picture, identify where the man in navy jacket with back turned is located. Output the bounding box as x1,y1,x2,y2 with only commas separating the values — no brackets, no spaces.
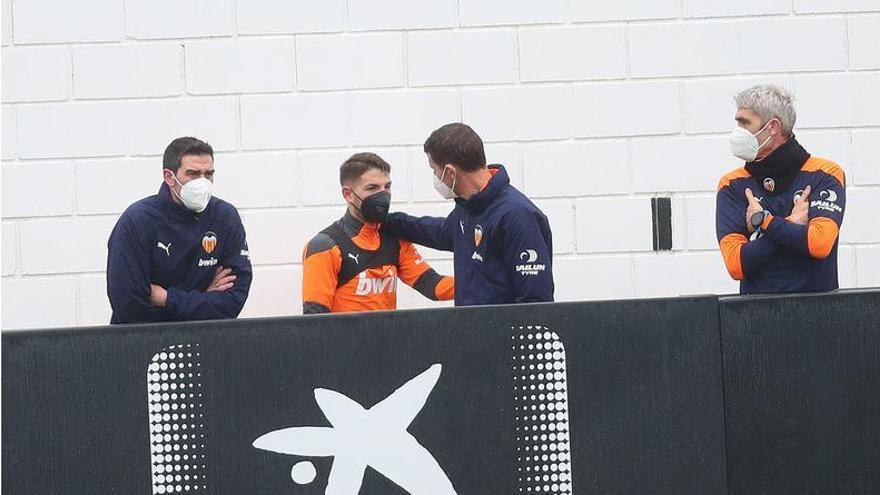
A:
106,137,252,324
385,123,554,305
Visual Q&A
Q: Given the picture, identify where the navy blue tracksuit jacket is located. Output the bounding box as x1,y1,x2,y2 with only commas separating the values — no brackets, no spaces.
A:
107,183,252,324
385,165,554,306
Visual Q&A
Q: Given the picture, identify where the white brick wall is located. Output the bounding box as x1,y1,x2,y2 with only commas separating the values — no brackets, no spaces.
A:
683,76,793,133
347,0,457,31
739,17,848,74
185,38,295,94
75,158,157,215
795,72,880,128
857,246,880,287
522,140,630,197
237,0,345,35
634,252,738,297
73,43,182,99
17,102,127,158
575,197,653,253
519,26,627,82
2,161,75,217
14,0,123,43
2,221,17,276
794,0,879,14
1,105,16,159
629,22,739,78
349,90,460,145
408,29,517,87
2,2,878,329
853,130,880,185
1,277,78,328
2,46,71,102
296,33,403,90
19,217,117,275
684,0,791,18
462,86,570,141
241,93,349,150
125,0,234,40
632,136,731,192
214,152,300,208
571,0,679,22
127,98,240,154
848,15,880,69
78,274,111,327
459,0,568,27
2,0,11,46
572,81,681,137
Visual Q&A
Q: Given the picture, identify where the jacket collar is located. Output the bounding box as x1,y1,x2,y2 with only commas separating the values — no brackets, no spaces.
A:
456,164,509,214
341,208,381,237
744,137,810,195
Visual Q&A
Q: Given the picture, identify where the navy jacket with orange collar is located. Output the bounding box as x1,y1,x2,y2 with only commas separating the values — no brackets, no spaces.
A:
385,164,554,306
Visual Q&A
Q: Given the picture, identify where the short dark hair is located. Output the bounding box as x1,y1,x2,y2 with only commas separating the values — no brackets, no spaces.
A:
163,137,214,172
423,123,486,172
340,152,391,186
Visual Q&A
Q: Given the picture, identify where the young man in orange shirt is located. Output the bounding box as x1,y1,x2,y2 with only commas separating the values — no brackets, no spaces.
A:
302,152,454,314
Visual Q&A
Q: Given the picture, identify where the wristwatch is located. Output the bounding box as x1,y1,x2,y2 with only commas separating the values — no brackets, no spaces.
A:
750,210,771,230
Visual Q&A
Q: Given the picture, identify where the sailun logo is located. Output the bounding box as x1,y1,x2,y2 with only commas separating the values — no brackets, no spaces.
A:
819,189,838,202
812,189,842,213
516,250,545,276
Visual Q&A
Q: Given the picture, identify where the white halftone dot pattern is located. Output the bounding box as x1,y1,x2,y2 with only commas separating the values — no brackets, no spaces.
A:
512,326,574,495
147,344,208,494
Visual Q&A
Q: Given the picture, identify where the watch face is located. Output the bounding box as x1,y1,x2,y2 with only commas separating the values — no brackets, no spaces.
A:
750,211,765,228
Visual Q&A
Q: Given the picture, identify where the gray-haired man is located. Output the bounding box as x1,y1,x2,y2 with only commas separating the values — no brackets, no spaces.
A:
715,84,846,294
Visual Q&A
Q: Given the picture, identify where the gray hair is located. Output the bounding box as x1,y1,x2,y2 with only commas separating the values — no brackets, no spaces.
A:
734,84,796,136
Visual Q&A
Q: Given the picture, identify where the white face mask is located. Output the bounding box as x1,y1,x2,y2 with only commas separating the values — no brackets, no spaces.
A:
729,120,773,162
432,167,457,199
172,174,213,213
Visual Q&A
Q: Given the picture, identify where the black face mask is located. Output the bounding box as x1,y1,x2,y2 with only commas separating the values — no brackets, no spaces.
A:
354,190,391,223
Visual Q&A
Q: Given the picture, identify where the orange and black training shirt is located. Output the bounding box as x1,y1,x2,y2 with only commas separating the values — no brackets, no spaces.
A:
302,211,454,314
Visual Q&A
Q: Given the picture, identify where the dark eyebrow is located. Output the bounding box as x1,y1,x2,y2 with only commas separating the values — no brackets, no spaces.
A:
735,116,749,124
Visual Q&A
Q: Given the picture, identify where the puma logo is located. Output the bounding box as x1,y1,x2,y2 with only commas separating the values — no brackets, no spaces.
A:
157,242,172,256
348,252,360,264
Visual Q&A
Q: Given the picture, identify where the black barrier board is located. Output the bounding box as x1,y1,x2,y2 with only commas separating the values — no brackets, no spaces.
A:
720,290,880,495
3,297,727,494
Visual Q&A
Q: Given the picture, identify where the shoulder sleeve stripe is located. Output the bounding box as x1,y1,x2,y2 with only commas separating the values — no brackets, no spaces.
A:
719,233,748,280
801,156,846,187
807,217,839,260
304,232,338,259
717,167,751,192
302,246,342,311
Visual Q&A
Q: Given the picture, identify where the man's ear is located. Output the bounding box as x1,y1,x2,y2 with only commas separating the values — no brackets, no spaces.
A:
163,169,176,188
770,118,783,136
